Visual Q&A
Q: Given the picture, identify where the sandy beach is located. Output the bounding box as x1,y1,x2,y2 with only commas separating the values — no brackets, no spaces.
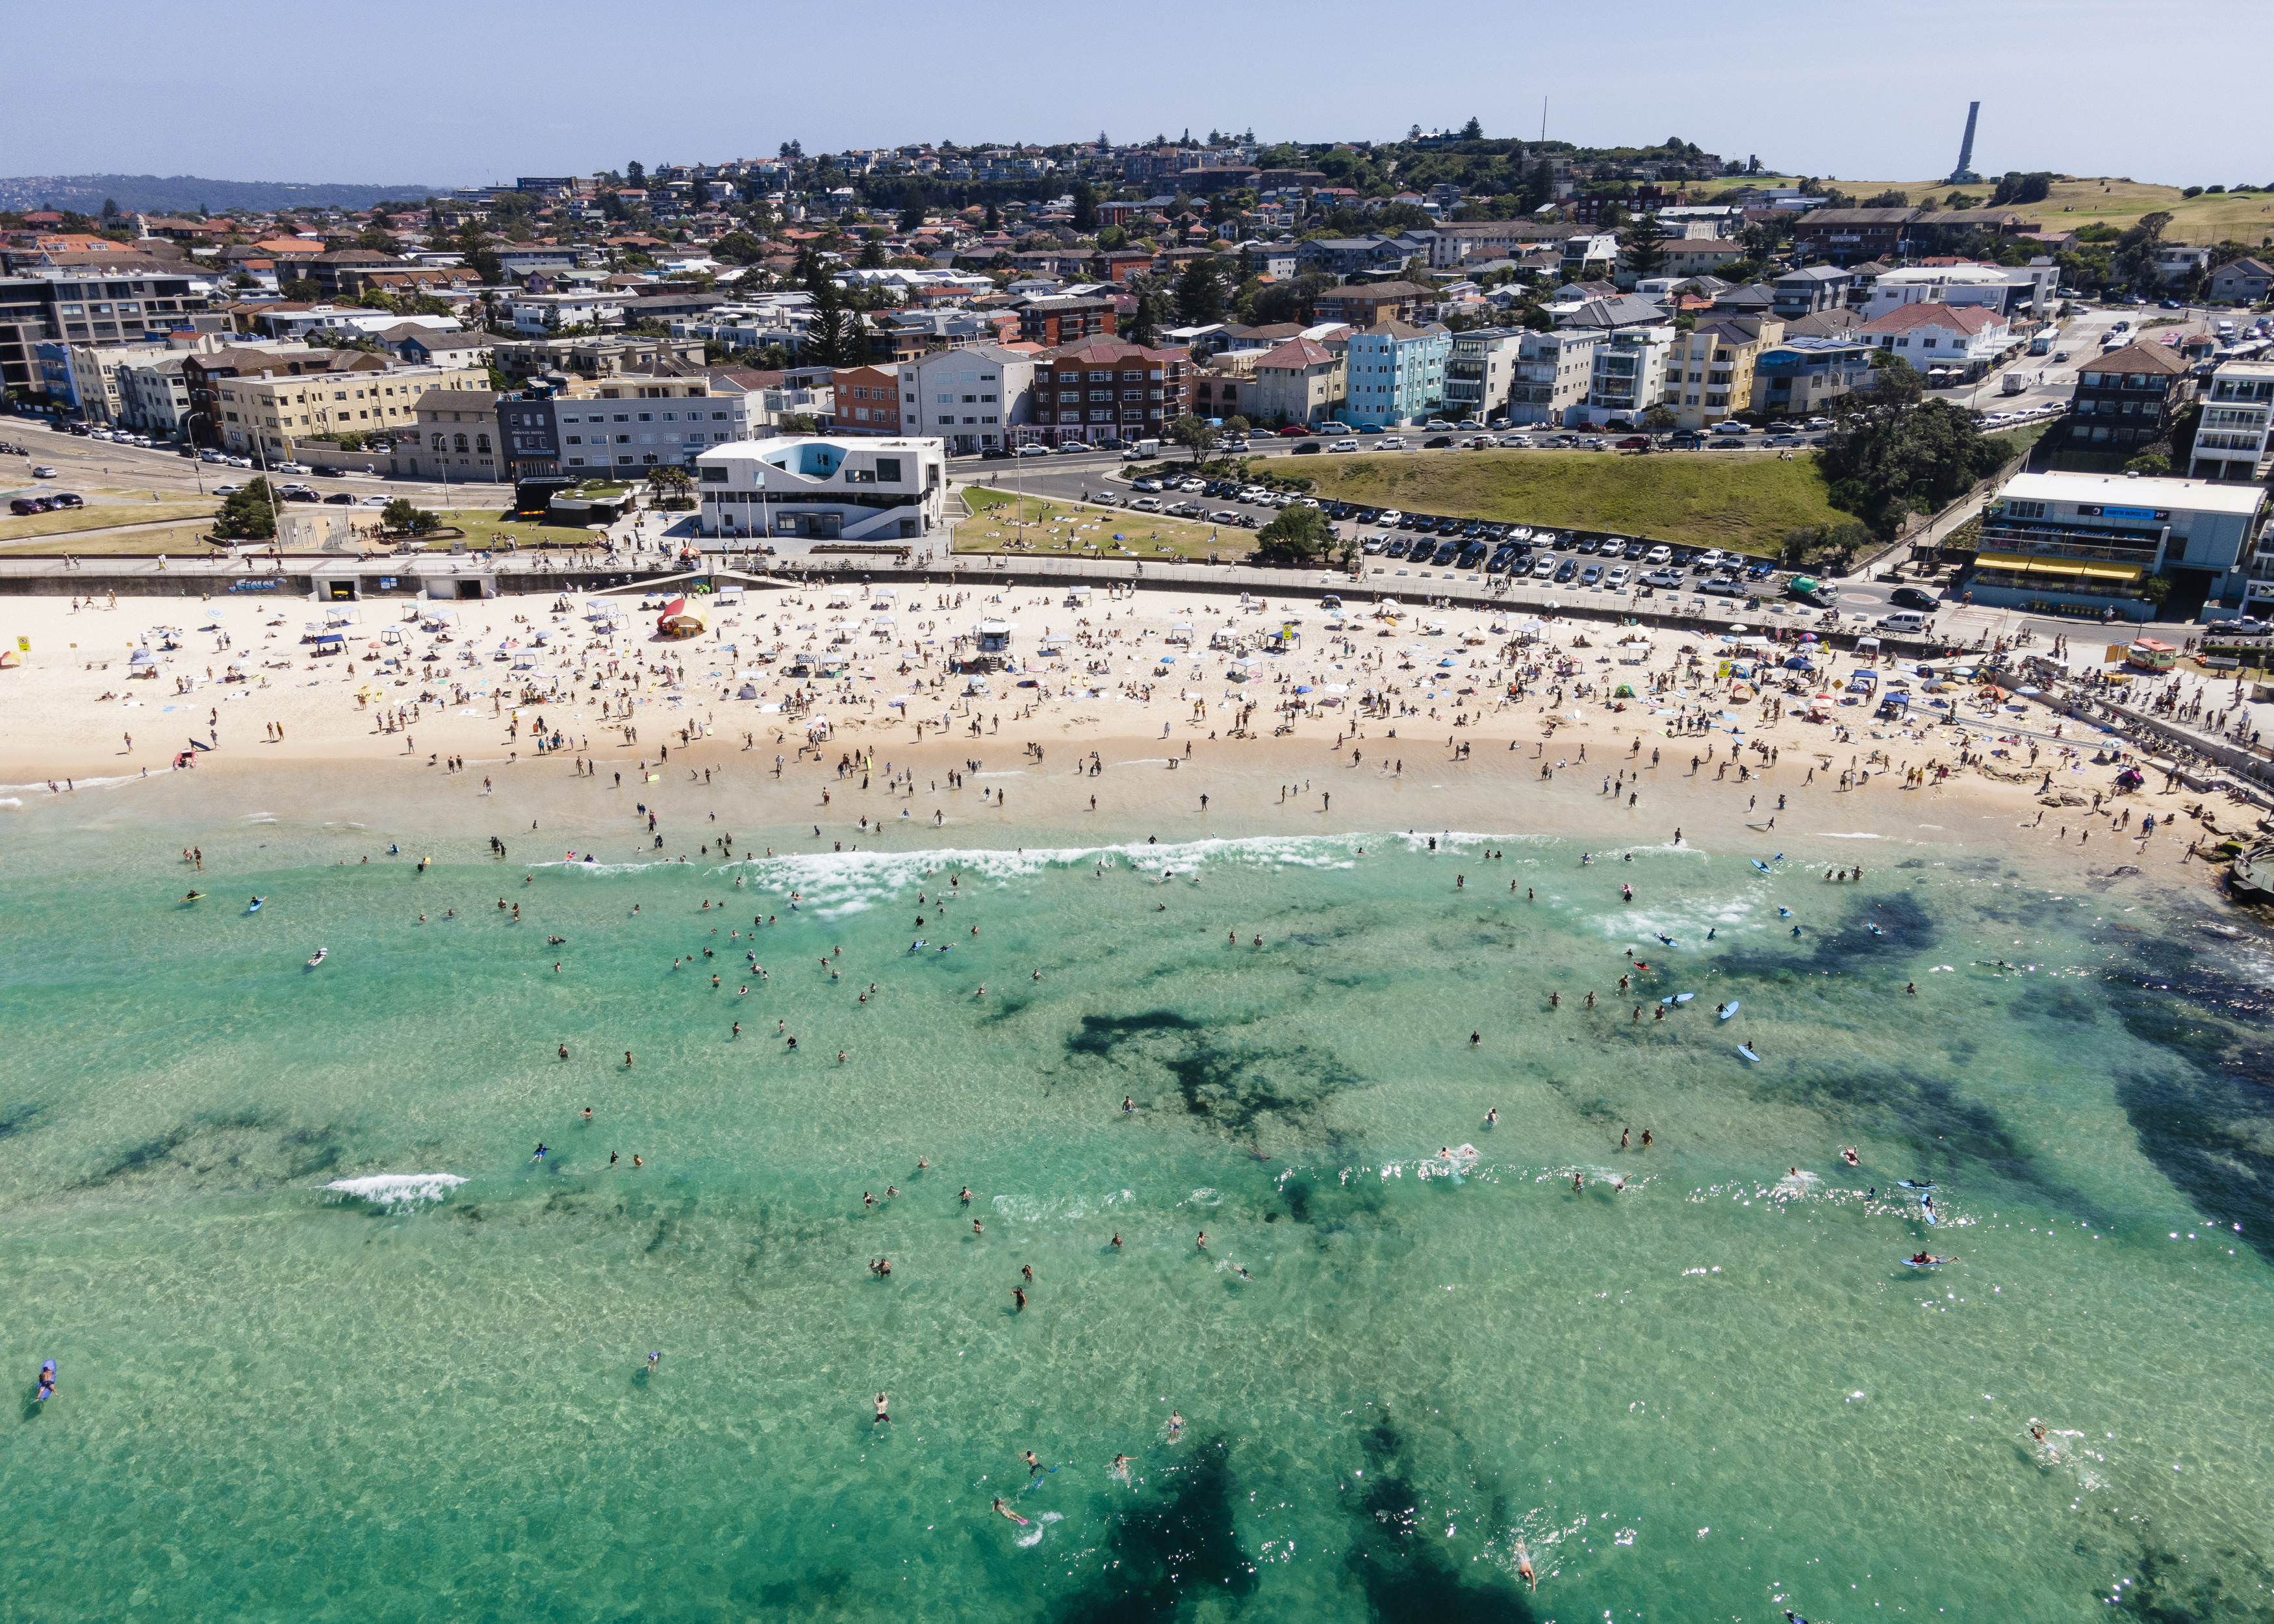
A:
0,580,2231,898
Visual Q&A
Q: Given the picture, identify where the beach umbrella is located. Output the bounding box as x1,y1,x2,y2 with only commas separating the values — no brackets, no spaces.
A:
1729,623,1750,633
1800,633,1818,642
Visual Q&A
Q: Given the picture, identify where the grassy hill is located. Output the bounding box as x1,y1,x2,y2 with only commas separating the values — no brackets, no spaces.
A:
1747,175,2274,248
1287,450,1846,557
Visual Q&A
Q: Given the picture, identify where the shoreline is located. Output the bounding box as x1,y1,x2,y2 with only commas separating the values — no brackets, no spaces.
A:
0,583,2239,912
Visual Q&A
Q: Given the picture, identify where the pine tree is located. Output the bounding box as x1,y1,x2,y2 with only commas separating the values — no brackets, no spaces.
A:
1175,259,1225,327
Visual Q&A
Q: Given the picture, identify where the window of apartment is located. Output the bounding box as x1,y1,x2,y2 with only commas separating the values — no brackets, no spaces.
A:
613,413,629,421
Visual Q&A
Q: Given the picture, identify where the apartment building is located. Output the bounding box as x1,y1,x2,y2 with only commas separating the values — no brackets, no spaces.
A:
188,349,489,459
1503,328,1602,426
1016,296,1116,347
1025,338,1190,446
1666,317,1783,430
494,334,708,379
1579,324,1678,426
1248,337,1344,427
2064,340,2193,453
396,389,504,481
695,436,947,544
896,344,1034,454
1340,321,1450,429
1750,335,1874,418
1444,328,1524,422
832,364,904,433
1312,281,1430,329
2184,359,2274,481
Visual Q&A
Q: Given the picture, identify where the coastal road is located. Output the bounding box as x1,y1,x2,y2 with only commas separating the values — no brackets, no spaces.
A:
3,422,508,511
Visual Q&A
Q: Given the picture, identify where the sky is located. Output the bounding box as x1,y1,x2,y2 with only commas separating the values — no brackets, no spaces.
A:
9,0,2256,192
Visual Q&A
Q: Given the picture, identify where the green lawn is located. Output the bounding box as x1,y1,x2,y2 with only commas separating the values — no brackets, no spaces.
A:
1289,449,1846,557
1744,174,2274,250
0,500,218,548
955,487,1249,562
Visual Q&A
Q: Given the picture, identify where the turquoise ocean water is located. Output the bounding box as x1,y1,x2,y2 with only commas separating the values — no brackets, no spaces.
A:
1,812,2270,1622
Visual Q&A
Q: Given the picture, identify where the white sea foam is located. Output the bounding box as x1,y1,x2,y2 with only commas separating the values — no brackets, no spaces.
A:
324,1173,466,1209
0,798,20,810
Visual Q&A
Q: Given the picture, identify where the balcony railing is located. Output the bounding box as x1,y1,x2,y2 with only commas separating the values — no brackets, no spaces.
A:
1976,525,2160,564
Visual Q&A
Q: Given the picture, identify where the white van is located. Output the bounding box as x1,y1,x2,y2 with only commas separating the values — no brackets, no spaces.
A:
1877,609,1930,635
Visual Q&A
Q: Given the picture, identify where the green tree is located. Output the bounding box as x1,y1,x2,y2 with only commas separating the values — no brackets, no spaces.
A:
1072,182,1099,231
1639,403,1676,437
711,231,768,265
858,236,887,269
1223,415,1251,437
1519,160,1554,214
1459,116,1483,142
898,186,927,232
984,201,1001,231
1254,502,1329,564
1125,283,1173,347
213,479,278,540
379,497,439,534
2124,452,2171,476
101,197,121,222
278,279,321,301
1175,257,1225,326
646,464,693,496
626,161,645,188
1168,412,1218,465
1620,213,1669,283
2112,211,2173,290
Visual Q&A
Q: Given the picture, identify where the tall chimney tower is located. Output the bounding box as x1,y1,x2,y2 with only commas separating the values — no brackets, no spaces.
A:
1948,102,1983,184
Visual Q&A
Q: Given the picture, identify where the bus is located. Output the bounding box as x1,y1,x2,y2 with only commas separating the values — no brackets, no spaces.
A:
2124,638,2177,672
2027,331,2054,355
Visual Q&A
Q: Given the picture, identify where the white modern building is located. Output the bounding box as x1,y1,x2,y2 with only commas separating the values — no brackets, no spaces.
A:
1859,302,2013,377
1444,327,1524,421
694,436,947,544
1578,324,1678,425
1503,328,1602,425
895,342,1035,454
1972,470,2271,623
1863,262,2057,321
555,378,742,472
2188,360,2274,483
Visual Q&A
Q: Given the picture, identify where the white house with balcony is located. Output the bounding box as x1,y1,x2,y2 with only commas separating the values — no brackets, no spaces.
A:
1503,328,1602,425
2188,359,2274,483
694,436,946,546
1858,301,2012,378
1577,324,1676,427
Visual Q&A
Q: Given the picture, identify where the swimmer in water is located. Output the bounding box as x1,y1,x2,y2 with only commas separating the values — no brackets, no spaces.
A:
1842,1147,1860,1166
1486,1108,1498,1126
1021,1449,1041,1475
1516,1540,1536,1592
1110,1232,1123,1249
993,1498,1028,1527
1168,1410,1184,1439
1110,1453,1131,1482
646,1351,661,1374
34,1361,56,1402
875,1392,890,1423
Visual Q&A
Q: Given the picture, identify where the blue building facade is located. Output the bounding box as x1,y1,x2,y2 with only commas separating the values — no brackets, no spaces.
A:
1340,321,1450,428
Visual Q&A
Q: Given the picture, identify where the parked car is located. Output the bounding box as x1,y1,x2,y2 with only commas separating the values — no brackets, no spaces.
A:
1012,445,1049,457
1614,435,1651,450
1579,564,1604,587
1552,559,1578,583
1643,568,1685,589
8,497,50,514
1276,425,1312,437
323,492,357,505
1712,422,1750,437
1378,436,1407,450
1422,435,1454,449
979,448,1013,461
212,483,242,496
30,464,58,478
1054,442,1090,454
1889,586,1938,610
1701,576,1743,597
1292,442,1322,455
1329,439,1360,453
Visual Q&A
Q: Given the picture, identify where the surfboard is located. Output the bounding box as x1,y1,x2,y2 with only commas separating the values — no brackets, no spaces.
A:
1896,1180,1935,1191
1751,859,1772,874
246,898,263,913
1735,1045,1761,1062
1660,992,1695,1005
1900,1256,1950,1267
1921,1206,1938,1226
1717,1000,1741,1020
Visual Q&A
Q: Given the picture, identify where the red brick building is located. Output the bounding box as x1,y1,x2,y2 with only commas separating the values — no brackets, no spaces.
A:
1026,338,1191,446
831,364,902,433
1016,296,1116,348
